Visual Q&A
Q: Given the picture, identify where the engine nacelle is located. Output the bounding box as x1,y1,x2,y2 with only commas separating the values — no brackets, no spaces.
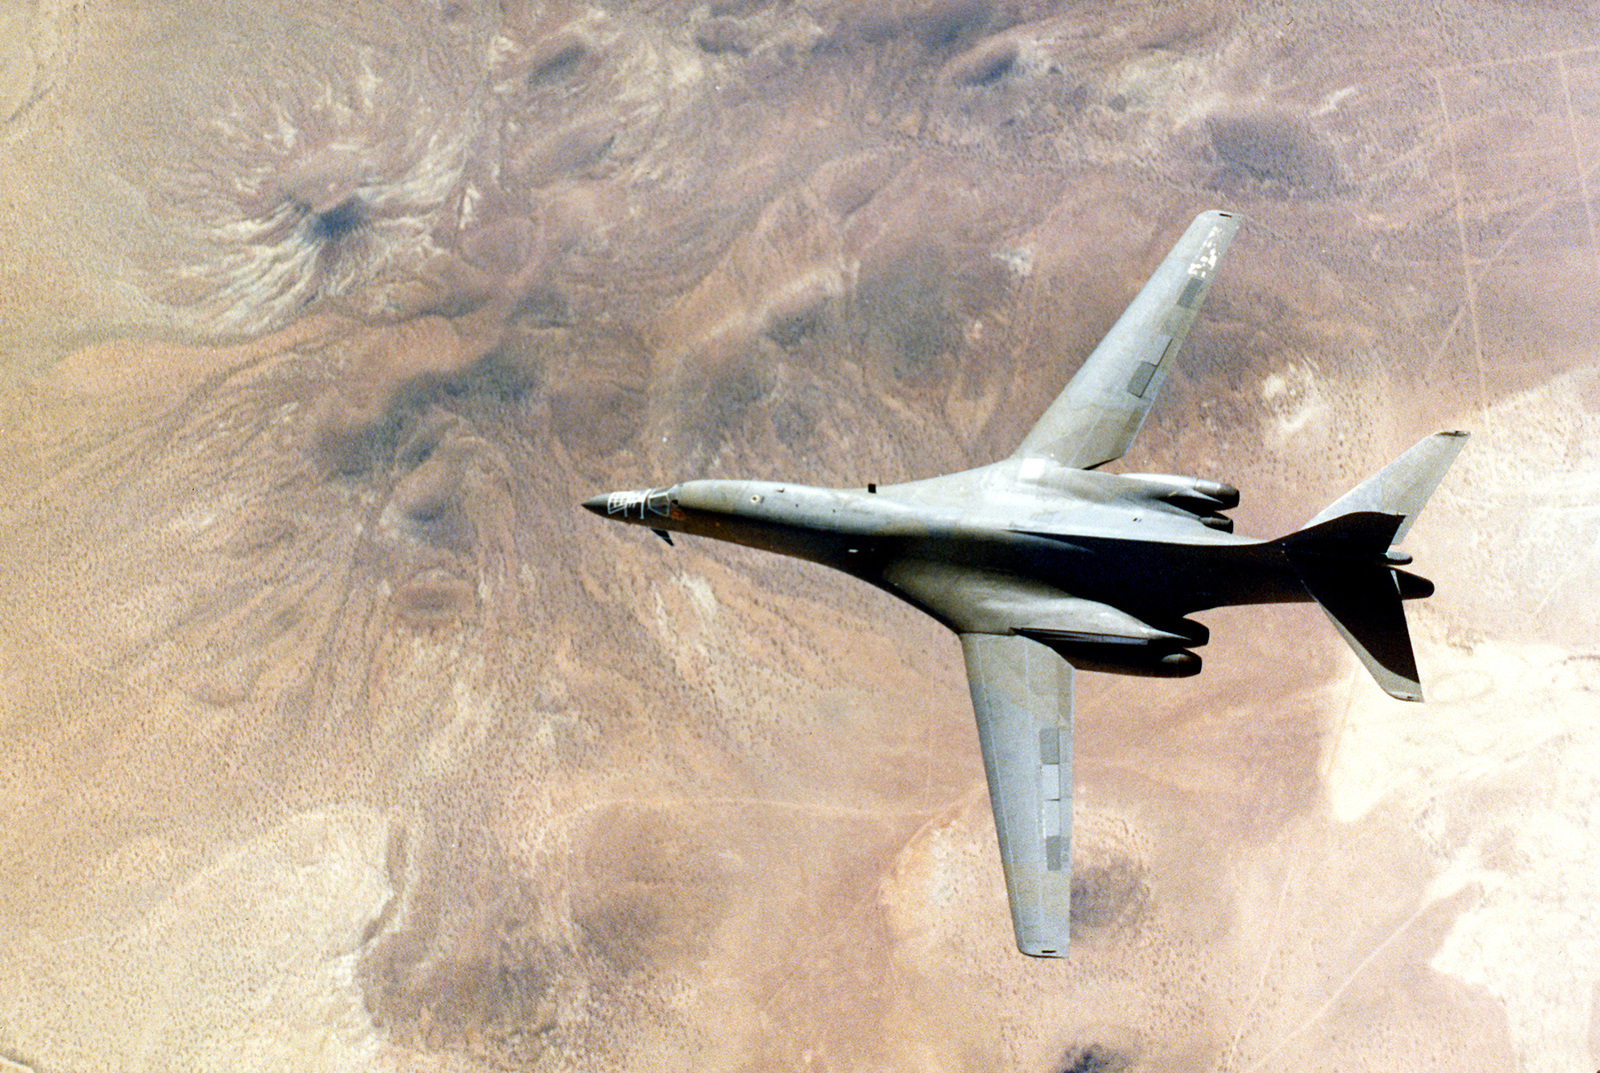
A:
1121,473,1241,512
1024,635,1203,678
1393,568,1435,600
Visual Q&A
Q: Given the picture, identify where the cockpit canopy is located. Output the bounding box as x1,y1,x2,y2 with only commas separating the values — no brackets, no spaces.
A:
605,487,676,519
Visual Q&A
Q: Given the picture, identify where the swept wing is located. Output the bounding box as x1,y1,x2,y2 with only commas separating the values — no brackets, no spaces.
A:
880,564,1173,955
960,633,1074,956
1014,210,1239,470
952,211,1236,954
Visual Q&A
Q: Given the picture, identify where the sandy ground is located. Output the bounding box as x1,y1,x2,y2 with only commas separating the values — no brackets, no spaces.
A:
2,1,1598,1070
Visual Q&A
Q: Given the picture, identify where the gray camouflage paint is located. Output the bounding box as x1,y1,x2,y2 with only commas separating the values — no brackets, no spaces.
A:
584,212,1467,956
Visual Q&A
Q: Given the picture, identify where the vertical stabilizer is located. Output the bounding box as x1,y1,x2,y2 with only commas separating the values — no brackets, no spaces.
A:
1304,430,1469,541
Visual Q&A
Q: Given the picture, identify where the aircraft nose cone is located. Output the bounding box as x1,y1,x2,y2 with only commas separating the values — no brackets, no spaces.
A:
582,494,610,516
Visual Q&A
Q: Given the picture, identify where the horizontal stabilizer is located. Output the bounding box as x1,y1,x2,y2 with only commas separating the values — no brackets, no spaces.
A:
1290,555,1423,701
1305,430,1468,542
1278,514,1424,700
1280,510,1404,557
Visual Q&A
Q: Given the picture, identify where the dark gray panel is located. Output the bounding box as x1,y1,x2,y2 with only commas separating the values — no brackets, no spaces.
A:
1126,361,1158,397
1039,727,1061,765
1178,275,1204,308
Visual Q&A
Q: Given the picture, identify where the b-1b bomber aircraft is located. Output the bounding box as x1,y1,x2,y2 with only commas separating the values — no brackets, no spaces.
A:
584,210,1467,957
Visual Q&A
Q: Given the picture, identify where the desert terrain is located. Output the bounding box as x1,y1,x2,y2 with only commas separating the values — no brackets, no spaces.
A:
1,1,1598,1070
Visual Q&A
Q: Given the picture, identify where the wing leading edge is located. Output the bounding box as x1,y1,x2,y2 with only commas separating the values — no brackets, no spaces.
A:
959,633,1074,957
1014,210,1239,470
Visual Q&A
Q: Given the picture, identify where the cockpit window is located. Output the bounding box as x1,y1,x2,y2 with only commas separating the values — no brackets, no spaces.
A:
606,487,675,518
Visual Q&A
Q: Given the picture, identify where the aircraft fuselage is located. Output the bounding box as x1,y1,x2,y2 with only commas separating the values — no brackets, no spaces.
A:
582,210,1464,957
585,459,1315,656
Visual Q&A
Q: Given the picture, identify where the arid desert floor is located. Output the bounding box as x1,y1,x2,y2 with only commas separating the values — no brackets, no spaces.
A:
2,2,1599,1070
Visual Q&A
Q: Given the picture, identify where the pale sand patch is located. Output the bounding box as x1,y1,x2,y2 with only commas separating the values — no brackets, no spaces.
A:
0,808,393,1072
